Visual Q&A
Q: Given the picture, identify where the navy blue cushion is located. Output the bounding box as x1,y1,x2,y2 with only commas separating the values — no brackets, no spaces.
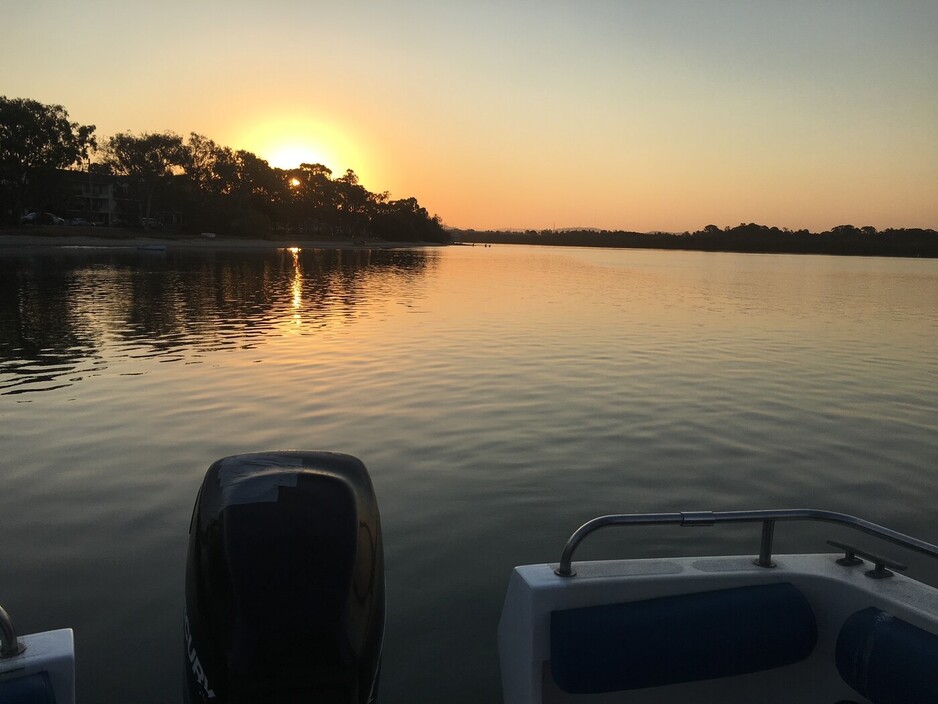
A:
550,582,817,693
836,607,938,704
0,672,57,704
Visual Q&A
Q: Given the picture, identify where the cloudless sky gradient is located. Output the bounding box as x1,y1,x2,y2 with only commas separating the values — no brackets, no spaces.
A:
3,0,937,231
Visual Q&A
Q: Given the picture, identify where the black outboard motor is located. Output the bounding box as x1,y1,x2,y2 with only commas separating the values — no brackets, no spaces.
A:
184,452,385,703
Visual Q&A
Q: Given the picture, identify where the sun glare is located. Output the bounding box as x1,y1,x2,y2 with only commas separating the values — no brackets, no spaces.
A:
269,144,330,170
233,113,366,175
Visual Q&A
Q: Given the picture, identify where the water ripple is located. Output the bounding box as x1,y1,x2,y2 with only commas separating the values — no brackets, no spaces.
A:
0,246,936,704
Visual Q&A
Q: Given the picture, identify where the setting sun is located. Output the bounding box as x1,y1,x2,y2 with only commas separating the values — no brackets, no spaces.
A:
232,112,366,176
268,144,330,171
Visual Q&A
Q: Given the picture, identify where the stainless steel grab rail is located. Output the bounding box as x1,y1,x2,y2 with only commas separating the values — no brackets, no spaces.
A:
0,603,25,658
555,509,938,577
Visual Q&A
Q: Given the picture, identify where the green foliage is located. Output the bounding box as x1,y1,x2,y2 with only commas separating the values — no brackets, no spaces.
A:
104,132,186,182
3,95,448,240
0,96,96,172
185,133,237,197
371,197,450,243
103,132,188,225
0,96,95,221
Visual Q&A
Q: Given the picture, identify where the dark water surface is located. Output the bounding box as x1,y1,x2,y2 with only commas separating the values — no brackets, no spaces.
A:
1,244,936,702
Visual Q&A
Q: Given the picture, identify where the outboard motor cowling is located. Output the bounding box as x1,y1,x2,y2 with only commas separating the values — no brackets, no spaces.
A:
184,451,384,703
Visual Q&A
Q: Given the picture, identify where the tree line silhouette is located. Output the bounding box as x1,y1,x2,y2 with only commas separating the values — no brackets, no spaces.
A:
4,97,933,256
0,96,449,243
454,222,938,259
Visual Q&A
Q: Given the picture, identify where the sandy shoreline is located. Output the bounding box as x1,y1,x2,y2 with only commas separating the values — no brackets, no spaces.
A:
0,228,444,251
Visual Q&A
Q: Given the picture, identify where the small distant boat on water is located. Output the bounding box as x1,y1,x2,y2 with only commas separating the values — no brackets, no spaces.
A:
3,452,937,703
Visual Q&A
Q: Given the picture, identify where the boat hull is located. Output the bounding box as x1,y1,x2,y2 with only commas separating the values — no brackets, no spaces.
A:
499,553,938,703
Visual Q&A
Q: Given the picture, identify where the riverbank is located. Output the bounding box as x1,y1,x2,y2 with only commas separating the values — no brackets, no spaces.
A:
453,225,938,258
0,227,446,251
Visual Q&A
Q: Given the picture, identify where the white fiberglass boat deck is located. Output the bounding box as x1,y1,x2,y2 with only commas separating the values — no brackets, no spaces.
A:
499,510,938,704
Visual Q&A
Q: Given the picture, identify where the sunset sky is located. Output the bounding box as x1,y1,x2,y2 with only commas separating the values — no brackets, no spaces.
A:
4,1,937,232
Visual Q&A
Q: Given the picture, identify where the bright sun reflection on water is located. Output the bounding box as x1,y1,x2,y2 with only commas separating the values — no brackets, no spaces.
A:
290,248,302,319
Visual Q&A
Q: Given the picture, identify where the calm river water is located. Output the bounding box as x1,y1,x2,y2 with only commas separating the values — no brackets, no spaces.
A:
1,243,936,703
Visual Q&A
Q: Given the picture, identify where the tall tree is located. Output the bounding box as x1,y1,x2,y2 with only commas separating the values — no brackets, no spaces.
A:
185,133,237,196
334,169,374,236
371,196,449,243
0,96,95,220
233,150,279,202
103,131,186,227
286,162,336,232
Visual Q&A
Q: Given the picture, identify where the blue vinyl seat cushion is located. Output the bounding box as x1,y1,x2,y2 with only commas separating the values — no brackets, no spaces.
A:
836,607,938,704
0,672,57,704
550,582,817,694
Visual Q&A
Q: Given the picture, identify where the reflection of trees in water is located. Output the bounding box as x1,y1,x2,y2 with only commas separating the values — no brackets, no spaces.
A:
0,248,435,395
0,252,108,394
296,248,432,328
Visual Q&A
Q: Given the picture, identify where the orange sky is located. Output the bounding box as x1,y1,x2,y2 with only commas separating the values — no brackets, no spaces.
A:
4,1,937,232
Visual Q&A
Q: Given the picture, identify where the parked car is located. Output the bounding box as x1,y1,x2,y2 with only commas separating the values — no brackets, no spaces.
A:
69,218,95,227
19,212,66,225
139,217,161,228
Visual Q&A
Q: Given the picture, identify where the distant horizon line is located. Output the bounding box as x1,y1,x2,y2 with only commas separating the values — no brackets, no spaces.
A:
445,224,937,235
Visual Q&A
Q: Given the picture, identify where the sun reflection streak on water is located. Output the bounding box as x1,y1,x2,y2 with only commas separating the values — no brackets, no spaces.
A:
290,247,302,326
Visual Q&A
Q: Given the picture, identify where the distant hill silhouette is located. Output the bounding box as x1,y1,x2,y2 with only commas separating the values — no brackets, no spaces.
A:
452,223,938,258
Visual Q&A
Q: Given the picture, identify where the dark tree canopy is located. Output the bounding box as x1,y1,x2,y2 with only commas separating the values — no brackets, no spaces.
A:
0,96,96,173
185,133,237,197
0,96,96,220
2,96,449,240
104,131,187,182
372,197,449,243
103,131,187,224
455,223,938,258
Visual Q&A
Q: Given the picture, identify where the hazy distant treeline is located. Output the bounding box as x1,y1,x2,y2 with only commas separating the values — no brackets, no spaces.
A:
454,223,938,258
0,96,449,242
